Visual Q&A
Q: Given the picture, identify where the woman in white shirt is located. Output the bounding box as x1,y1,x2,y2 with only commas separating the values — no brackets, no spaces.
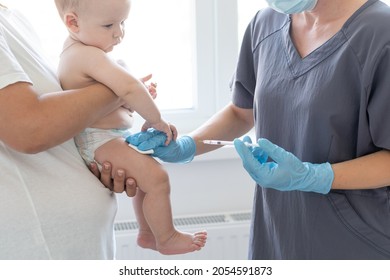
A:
0,3,135,259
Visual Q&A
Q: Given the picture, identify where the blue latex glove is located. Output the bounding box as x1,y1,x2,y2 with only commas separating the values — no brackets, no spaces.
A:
126,129,196,163
234,137,334,194
241,136,269,164
127,128,166,150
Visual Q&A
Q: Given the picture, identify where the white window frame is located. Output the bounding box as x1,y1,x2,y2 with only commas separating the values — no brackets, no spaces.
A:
162,0,240,133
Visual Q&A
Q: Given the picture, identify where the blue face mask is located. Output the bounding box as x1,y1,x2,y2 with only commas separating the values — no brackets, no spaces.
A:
265,0,318,14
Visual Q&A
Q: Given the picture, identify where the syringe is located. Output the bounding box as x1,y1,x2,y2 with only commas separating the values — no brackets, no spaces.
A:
201,140,258,147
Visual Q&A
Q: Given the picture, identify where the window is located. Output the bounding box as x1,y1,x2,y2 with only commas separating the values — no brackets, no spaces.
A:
5,0,389,132
238,1,267,45
5,0,262,132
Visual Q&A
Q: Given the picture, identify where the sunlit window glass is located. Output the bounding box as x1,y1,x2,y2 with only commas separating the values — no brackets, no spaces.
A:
114,0,195,111
237,1,267,44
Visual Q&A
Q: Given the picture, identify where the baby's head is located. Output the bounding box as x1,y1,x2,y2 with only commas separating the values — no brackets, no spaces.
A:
54,0,131,52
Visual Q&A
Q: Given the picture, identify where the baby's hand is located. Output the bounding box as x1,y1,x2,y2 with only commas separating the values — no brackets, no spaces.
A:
140,74,157,99
148,82,157,99
117,61,157,99
141,120,176,145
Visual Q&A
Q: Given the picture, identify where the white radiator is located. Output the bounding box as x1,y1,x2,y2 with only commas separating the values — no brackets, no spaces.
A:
115,211,251,260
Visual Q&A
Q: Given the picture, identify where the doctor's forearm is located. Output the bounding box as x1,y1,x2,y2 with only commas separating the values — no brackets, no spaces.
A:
331,150,390,190
190,103,254,155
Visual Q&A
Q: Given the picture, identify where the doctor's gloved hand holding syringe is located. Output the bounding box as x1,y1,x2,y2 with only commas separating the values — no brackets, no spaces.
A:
126,131,334,194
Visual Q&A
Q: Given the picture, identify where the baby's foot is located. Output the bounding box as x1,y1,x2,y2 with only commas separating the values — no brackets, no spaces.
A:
157,230,207,255
137,230,157,251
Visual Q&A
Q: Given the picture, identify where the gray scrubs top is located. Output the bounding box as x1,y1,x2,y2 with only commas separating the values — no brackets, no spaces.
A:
232,0,390,259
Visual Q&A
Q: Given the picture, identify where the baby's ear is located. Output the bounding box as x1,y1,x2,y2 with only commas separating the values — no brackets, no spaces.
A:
64,12,79,33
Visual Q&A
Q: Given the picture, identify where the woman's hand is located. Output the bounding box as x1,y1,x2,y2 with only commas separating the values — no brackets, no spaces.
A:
89,161,137,197
126,129,195,163
234,138,334,194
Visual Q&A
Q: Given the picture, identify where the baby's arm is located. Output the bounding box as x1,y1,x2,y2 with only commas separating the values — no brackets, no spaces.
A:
65,45,172,143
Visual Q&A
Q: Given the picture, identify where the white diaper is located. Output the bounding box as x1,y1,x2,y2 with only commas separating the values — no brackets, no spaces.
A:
74,127,131,165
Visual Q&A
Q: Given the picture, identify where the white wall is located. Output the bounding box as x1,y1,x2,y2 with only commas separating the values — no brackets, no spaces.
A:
115,146,255,221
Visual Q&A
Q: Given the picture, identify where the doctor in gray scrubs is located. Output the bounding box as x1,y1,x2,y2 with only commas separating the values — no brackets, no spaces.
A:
127,0,390,259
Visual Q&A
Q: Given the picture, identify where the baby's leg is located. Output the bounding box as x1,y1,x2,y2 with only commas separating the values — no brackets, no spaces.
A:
95,138,207,255
132,189,157,250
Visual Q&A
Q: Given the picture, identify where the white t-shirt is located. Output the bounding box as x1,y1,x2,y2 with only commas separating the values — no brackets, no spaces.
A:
0,7,117,259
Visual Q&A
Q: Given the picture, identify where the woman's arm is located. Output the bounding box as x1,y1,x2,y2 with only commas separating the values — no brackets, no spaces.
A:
332,150,390,190
0,81,121,153
190,102,255,155
196,104,390,191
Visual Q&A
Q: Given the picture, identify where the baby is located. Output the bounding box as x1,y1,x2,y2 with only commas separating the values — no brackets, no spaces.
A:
54,0,207,255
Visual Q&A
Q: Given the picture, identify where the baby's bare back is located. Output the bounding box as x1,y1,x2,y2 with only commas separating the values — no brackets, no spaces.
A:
58,38,134,130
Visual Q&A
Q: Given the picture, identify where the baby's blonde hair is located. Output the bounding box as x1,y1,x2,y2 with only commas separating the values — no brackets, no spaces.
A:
54,0,82,17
